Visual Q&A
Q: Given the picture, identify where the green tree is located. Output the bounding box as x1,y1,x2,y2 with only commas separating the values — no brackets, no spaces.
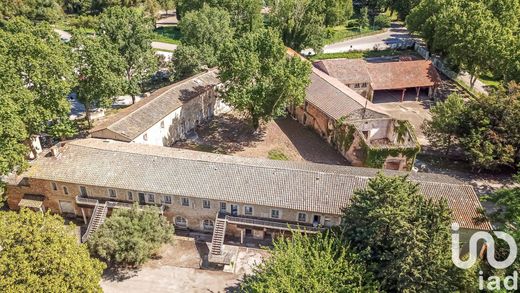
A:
97,7,158,104
268,0,326,52
432,0,505,88
341,173,477,292
157,0,175,14
423,93,465,155
72,32,126,127
323,0,354,27
0,17,76,175
176,0,263,34
240,231,379,292
0,209,105,291
359,7,369,29
179,4,234,56
0,0,63,22
170,44,216,81
87,204,173,266
218,28,311,129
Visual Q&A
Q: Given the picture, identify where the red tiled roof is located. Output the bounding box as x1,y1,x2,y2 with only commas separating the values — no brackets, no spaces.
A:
367,60,441,90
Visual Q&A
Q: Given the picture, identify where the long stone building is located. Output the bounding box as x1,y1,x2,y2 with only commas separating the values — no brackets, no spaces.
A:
6,139,490,263
90,68,228,146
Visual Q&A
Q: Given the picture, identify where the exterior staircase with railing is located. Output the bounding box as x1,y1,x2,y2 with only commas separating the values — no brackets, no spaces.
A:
81,202,108,243
209,213,227,263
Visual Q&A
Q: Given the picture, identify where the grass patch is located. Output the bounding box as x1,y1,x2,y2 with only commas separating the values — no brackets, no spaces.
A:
153,26,181,45
267,149,289,161
324,25,384,45
310,49,420,61
479,72,501,89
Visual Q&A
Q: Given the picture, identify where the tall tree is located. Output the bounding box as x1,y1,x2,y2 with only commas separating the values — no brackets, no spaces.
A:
88,204,172,266
341,173,477,292
0,0,63,22
240,231,379,292
432,0,505,88
423,93,465,156
0,17,76,176
179,4,234,56
323,0,354,27
0,209,105,291
268,0,326,52
218,28,311,129
157,0,175,14
176,0,263,34
170,44,216,81
97,7,158,104
72,32,126,127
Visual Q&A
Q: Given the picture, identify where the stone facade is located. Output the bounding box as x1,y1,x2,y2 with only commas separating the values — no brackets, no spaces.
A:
7,178,340,240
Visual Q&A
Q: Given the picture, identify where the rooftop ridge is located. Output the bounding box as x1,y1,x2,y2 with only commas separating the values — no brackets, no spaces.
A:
66,139,472,188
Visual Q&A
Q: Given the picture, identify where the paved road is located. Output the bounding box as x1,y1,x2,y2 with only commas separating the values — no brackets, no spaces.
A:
323,22,415,53
151,41,178,51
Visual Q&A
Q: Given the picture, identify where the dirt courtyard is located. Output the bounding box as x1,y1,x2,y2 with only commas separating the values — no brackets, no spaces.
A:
174,112,349,165
101,237,268,293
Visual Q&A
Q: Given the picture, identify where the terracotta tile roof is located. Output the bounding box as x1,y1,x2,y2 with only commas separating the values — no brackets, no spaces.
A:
17,139,491,231
367,60,441,90
312,58,441,91
306,67,388,120
90,69,220,141
313,59,371,85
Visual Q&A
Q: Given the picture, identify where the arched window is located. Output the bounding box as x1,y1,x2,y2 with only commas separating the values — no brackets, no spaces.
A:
175,216,187,227
202,219,214,231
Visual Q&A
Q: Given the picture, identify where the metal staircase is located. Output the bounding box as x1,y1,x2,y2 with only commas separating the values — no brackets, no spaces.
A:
209,214,227,258
81,202,108,243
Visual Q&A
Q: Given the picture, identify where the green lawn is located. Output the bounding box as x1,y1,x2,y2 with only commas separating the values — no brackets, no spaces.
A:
324,26,384,45
267,149,289,161
153,26,182,45
310,49,420,61
479,72,501,88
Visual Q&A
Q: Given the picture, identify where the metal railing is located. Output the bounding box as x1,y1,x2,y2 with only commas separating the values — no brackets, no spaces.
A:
225,215,323,233
76,195,164,213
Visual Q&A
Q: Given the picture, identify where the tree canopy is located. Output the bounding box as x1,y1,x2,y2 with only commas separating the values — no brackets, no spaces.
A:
240,231,379,292
87,204,172,266
0,0,63,22
268,0,326,52
218,28,311,129
425,83,520,171
341,173,476,292
97,6,158,103
0,209,105,292
72,32,126,126
0,17,76,176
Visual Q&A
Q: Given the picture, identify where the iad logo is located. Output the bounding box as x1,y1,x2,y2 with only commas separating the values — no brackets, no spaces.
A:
451,222,519,290
451,222,517,269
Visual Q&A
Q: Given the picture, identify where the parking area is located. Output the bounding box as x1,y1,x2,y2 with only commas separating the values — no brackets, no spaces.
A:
101,237,268,293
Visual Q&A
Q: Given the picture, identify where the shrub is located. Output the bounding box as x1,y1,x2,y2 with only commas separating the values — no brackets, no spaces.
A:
373,14,391,29
88,204,173,266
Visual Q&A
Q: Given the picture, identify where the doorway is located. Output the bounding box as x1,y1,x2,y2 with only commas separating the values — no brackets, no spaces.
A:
313,215,321,226
230,204,238,216
138,193,145,204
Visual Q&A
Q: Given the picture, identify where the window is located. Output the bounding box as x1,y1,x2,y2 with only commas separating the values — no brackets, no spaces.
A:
298,213,307,222
108,189,116,198
181,198,190,206
202,219,214,231
354,83,360,88
164,195,172,204
175,216,187,227
362,82,368,87
127,191,134,201
203,200,211,209
51,182,58,191
271,209,280,219
324,217,333,227
63,186,69,195
148,193,155,203
143,133,148,141
220,202,227,212
160,120,165,128
79,186,87,196
244,206,253,216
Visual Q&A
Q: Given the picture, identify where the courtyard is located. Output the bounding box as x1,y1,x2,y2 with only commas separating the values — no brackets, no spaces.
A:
101,237,269,293
173,112,349,165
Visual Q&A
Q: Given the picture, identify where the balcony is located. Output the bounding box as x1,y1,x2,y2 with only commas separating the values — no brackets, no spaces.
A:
222,213,324,233
75,195,164,213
